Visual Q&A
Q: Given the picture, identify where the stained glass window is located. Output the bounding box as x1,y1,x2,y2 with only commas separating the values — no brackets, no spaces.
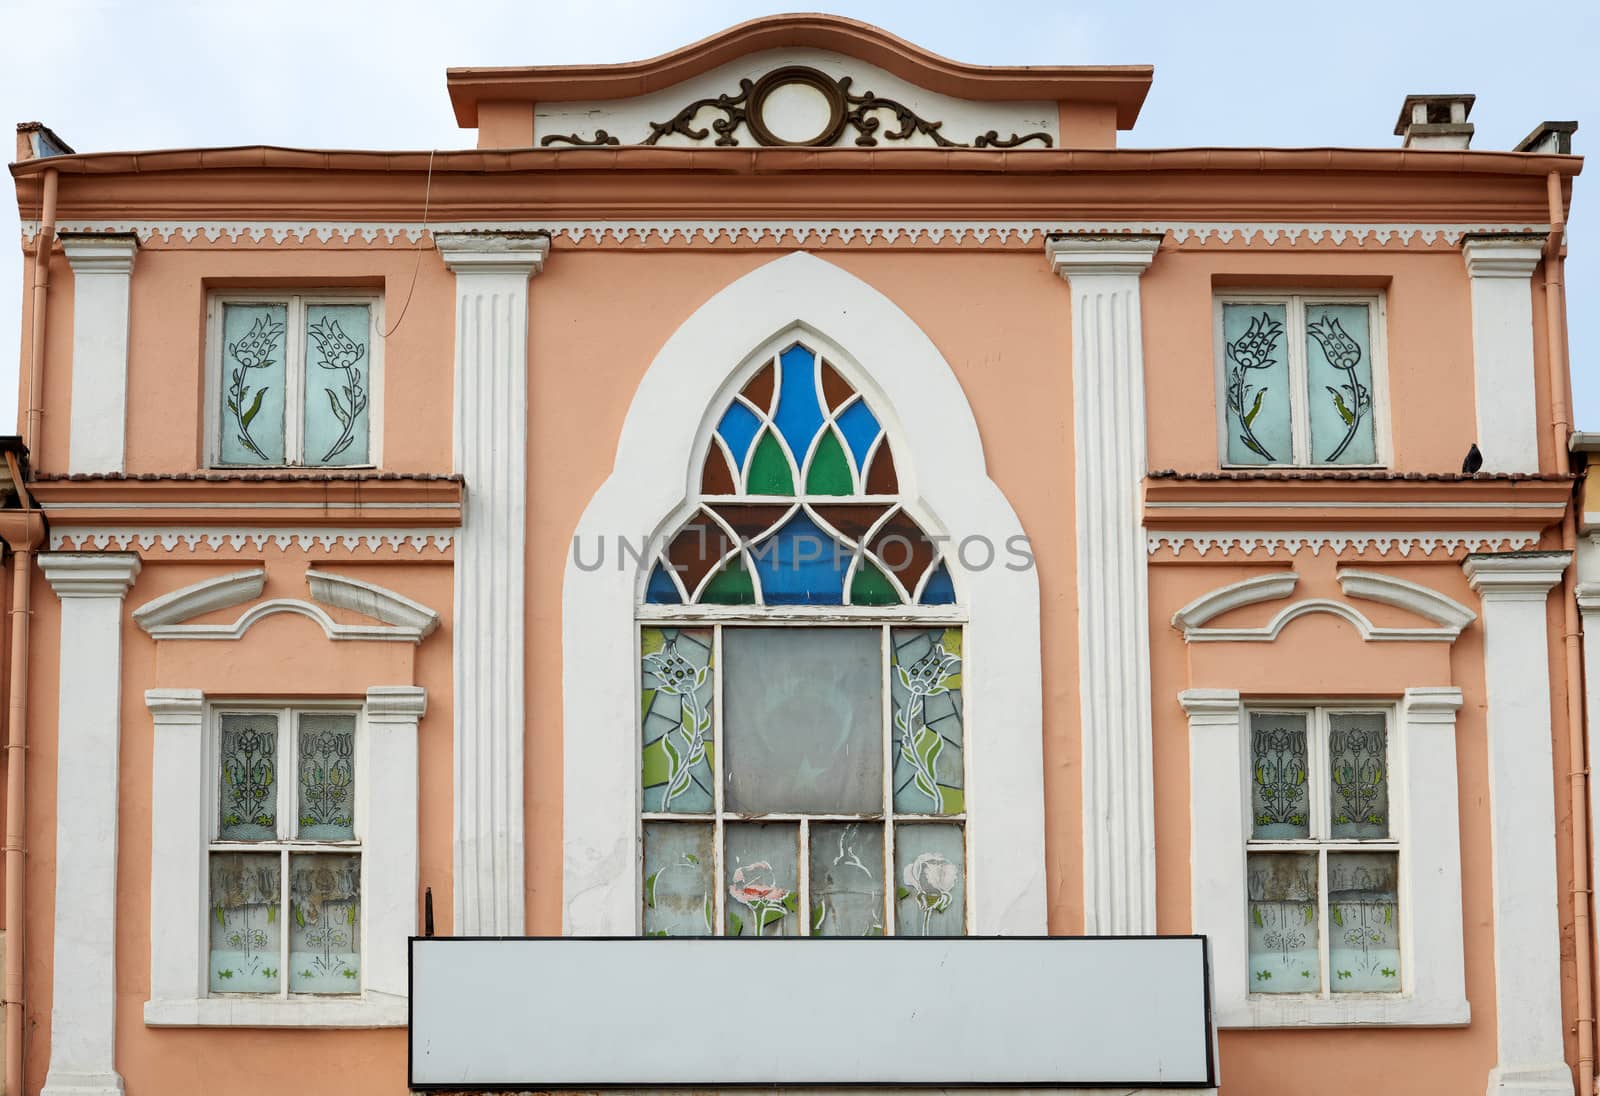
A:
210,704,363,998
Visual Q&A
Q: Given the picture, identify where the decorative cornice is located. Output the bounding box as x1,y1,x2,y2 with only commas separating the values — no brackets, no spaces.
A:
1178,688,1243,724
58,232,137,274
143,688,205,723
1461,233,1547,278
132,568,264,630
1338,569,1478,630
1172,568,1474,643
38,552,141,598
1402,685,1465,721
1149,530,1539,558
306,570,441,637
49,527,454,555
1171,572,1297,631
365,685,428,722
1463,551,1571,598
1046,234,1162,277
1577,581,1600,615
435,231,550,275
141,598,431,643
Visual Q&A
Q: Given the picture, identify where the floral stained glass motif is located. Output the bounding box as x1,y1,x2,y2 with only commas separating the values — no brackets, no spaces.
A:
302,303,371,467
1247,851,1320,993
1306,303,1376,465
891,629,964,815
1251,711,1309,840
219,712,278,841
297,712,355,840
209,852,282,993
220,303,289,465
810,823,885,937
894,824,964,937
725,823,800,937
640,628,714,814
1222,303,1291,465
288,853,360,993
1328,852,1400,992
1328,712,1389,840
643,823,715,937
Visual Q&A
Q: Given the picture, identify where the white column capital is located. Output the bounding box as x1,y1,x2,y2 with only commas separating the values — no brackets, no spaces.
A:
366,685,427,723
1463,551,1570,600
1576,581,1600,616
144,688,204,724
1177,688,1242,723
39,552,140,599
1045,234,1162,279
59,232,138,275
1401,685,1465,721
1461,233,1546,279
435,231,549,276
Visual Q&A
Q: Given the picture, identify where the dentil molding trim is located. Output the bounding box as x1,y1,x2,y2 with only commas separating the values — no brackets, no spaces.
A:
50,527,454,554
1148,529,1538,558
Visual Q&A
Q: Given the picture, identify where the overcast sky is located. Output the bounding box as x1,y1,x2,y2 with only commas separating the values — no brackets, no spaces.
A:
3,0,1596,435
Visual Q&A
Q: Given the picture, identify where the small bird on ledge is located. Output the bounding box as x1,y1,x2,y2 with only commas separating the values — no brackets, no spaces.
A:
1462,443,1484,474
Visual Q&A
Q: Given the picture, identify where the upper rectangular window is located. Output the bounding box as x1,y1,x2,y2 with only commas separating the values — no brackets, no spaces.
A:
1216,293,1386,468
210,294,379,468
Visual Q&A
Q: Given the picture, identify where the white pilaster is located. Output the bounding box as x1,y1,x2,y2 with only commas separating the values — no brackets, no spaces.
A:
1048,234,1161,935
144,690,206,1007
364,686,426,996
39,552,140,1096
1576,580,1600,1036
1181,689,1247,1010
437,232,547,936
61,234,137,475
1463,551,1573,1096
1462,235,1544,474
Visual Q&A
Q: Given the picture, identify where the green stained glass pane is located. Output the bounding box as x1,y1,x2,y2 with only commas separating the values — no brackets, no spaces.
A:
219,712,279,840
725,823,800,937
220,303,288,465
297,712,356,840
746,429,795,496
810,822,885,937
642,822,715,936
1329,712,1389,839
641,627,714,813
1329,852,1400,992
849,558,901,606
699,557,756,605
805,430,854,496
1306,303,1376,465
1222,303,1291,465
288,853,360,993
1250,711,1309,839
894,823,964,937
209,851,282,993
303,303,372,467
891,629,964,815
1247,851,1319,993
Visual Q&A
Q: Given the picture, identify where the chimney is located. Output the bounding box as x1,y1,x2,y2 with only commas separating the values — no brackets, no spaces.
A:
14,121,74,162
1394,94,1475,149
1515,120,1577,155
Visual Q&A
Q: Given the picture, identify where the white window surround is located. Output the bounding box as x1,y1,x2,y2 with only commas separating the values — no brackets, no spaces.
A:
143,685,424,1028
563,252,1044,936
203,290,385,469
1181,687,1469,1027
1213,291,1391,470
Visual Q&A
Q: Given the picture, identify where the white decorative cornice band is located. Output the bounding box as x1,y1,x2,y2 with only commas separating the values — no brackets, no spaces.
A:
20,219,1552,249
1148,529,1540,557
50,526,454,554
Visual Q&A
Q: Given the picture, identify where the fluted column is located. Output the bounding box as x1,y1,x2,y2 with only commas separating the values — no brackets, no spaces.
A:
437,232,548,936
1047,234,1162,935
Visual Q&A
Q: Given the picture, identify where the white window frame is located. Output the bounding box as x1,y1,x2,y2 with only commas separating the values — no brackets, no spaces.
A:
1182,686,1469,1028
1213,291,1391,469
144,686,423,1028
205,291,385,469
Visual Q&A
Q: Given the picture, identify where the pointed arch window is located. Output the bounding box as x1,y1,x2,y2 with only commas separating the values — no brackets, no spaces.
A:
637,338,967,939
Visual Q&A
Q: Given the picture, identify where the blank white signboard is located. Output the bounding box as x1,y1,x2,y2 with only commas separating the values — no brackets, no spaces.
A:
410,936,1215,1089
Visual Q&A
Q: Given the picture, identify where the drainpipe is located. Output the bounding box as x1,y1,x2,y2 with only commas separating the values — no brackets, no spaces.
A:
1544,169,1595,1095
24,168,57,458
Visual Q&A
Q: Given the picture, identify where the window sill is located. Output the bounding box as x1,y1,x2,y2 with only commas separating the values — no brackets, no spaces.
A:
144,992,406,1028
1217,993,1469,1028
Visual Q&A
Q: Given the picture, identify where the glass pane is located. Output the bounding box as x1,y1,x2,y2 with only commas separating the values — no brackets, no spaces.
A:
810,822,885,937
1329,852,1400,992
1306,303,1377,465
773,344,824,469
219,712,278,840
641,627,715,814
724,823,800,937
1247,851,1319,993
1221,302,1291,465
289,853,361,993
722,627,883,814
643,822,715,937
297,712,356,840
748,510,851,605
302,303,371,466
1250,711,1310,840
220,302,288,465
894,823,965,937
891,629,964,814
1329,712,1390,839
209,851,281,993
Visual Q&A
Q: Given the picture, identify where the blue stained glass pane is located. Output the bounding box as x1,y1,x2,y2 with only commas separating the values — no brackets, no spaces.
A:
773,345,824,467
835,399,881,473
748,510,849,605
919,561,956,605
645,563,682,604
716,402,762,472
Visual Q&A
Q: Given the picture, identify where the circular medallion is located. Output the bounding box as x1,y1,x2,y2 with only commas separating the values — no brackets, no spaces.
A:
746,66,847,147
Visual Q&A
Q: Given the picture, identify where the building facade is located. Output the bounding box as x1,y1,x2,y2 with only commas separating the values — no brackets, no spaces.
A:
4,13,1593,1095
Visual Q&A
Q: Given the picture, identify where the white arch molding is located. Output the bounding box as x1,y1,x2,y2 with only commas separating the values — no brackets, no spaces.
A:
562,252,1045,935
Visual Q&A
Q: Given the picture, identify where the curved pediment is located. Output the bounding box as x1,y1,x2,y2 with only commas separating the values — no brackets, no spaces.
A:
132,568,439,643
1174,568,1476,643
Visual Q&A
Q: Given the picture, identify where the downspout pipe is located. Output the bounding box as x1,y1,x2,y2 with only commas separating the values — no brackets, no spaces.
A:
24,168,56,458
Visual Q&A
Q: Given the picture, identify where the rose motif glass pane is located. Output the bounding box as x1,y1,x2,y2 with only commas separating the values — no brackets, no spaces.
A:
297,712,356,840
1329,852,1400,993
1328,712,1389,839
721,627,882,815
1247,851,1319,993
209,851,282,993
894,823,964,937
1222,303,1291,465
219,302,288,465
289,853,361,993
1306,303,1376,465
218,712,279,840
643,822,715,937
302,303,371,467
640,627,715,814
724,823,800,937
1250,711,1310,840
891,629,964,815
809,822,885,937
